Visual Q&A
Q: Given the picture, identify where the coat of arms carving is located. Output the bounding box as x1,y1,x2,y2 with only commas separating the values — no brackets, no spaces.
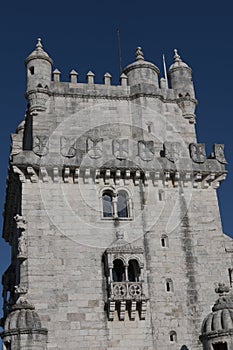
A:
33,136,49,156
87,138,103,159
189,143,206,163
60,137,77,158
138,141,154,161
213,144,227,164
164,142,180,162
112,139,129,160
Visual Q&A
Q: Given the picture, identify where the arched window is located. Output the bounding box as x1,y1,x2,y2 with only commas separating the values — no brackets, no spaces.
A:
161,234,168,248
166,278,174,292
112,259,125,282
213,343,228,350
29,66,34,75
117,190,129,218
128,259,140,282
102,191,113,217
102,189,131,219
169,331,177,342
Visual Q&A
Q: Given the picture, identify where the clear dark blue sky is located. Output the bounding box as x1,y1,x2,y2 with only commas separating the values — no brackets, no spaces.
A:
0,4,233,325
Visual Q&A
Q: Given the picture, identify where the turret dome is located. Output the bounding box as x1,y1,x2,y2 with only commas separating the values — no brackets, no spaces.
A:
201,284,233,335
25,38,53,65
4,297,42,331
168,49,190,72
123,47,160,87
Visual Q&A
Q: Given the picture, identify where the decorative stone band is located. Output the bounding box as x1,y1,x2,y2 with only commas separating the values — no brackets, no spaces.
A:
12,165,227,189
1,328,48,337
107,288,148,321
199,328,233,342
110,282,143,300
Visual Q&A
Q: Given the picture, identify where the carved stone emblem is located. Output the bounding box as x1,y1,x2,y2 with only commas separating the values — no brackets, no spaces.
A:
214,144,227,164
87,138,103,159
60,137,77,158
14,214,27,231
33,135,49,156
164,142,180,162
112,139,129,160
138,141,154,161
14,285,28,295
189,143,206,163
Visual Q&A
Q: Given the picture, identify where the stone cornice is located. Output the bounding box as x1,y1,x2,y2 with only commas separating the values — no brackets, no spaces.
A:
1,327,48,338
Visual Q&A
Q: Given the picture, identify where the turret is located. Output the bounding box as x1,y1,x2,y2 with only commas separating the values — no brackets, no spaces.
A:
123,47,160,87
25,38,53,92
25,38,53,113
1,297,48,350
168,49,194,97
168,49,197,123
200,284,233,350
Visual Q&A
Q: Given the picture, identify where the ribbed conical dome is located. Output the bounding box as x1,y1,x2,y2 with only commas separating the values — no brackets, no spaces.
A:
201,284,233,335
4,297,42,331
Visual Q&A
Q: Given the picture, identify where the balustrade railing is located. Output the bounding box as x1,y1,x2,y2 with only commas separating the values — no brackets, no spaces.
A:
109,281,143,300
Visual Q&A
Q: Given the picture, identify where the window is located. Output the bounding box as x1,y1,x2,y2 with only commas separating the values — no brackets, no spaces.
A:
159,189,164,201
4,342,11,350
169,331,177,342
128,259,140,282
112,259,125,282
166,279,174,292
103,191,113,217
213,343,228,350
29,66,34,75
102,189,131,219
161,234,168,248
117,191,129,218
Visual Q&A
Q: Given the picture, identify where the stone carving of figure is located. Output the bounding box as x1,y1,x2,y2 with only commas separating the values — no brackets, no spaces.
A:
18,231,27,258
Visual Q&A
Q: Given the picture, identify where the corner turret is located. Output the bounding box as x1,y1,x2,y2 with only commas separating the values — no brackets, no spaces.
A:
1,296,48,350
200,283,233,350
168,49,197,123
25,38,53,113
123,47,160,87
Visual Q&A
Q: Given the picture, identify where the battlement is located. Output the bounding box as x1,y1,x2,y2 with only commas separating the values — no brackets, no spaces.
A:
25,39,197,121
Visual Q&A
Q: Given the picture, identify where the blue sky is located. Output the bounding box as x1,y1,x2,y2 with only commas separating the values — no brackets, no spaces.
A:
0,6,233,326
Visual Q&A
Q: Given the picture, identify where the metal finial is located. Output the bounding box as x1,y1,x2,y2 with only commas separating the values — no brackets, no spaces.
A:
174,49,181,62
135,46,144,61
36,38,43,50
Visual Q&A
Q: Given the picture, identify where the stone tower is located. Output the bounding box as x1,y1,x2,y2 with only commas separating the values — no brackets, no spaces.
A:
1,39,233,350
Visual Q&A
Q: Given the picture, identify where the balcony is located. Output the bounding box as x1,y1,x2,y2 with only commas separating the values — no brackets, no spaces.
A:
107,282,147,320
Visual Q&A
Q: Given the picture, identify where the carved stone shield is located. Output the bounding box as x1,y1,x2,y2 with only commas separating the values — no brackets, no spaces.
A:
87,138,103,159
33,136,49,156
164,142,180,162
214,144,227,164
189,143,206,163
112,139,129,160
138,141,154,161
60,137,77,158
